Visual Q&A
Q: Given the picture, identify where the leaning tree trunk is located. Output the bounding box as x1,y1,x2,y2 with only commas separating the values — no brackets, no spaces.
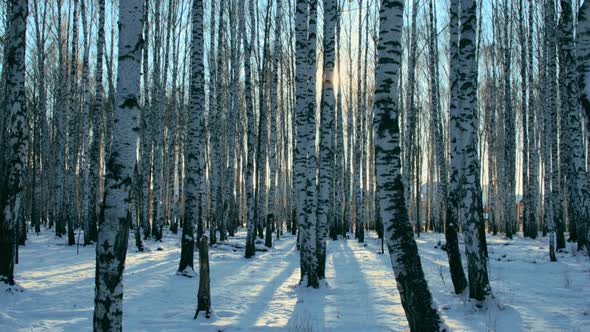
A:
92,0,143,330
0,0,28,286
373,0,442,330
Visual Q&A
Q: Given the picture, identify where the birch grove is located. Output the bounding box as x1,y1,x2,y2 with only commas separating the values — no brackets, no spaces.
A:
1,0,590,330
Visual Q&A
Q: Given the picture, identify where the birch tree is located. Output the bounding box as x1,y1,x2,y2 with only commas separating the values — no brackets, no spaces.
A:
295,0,319,288
374,0,442,329
526,0,538,239
502,0,516,239
179,0,204,276
445,0,468,295
520,0,532,237
449,0,491,300
244,0,257,258
93,0,143,329
54,0,67,237
151,0,165,241
0,0,28,286
31,0,49,235
317,0,337,280
61,0,80,246
267,0,283,247
575,0,590,252
543,0,557,261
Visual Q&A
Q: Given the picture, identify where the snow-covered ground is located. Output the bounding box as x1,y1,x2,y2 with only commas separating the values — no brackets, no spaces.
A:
1,228,589,331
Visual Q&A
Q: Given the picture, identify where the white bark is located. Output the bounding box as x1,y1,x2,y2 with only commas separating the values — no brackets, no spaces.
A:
179,0,205,275
450,0,491,300
244,0,257,258
317,0,336,280
0,0,28,286
295,0,319,288
373,0,442,329
93,0,143,329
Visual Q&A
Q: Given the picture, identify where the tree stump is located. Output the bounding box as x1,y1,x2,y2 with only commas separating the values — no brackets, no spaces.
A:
194,235,211,319
265,214,274,248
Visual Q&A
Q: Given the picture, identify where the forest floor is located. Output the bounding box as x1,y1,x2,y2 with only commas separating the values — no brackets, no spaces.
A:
1,227,589,331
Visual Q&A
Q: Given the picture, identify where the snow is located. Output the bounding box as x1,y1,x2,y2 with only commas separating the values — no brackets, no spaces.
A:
1,228,589,331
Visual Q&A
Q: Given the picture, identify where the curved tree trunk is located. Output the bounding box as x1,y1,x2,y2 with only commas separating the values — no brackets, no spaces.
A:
374,0,442,330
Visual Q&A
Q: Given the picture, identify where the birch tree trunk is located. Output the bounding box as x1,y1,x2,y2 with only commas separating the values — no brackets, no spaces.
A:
450,0,491,301
355,0,365,242
93,0,143,329
80,0,92,247
519,0,529,239
295,0,319,288
405,0,419,237
334,5,345,239
244,0,257,258
574,0,590,252
526,0,538,239
268,0,283,245
63,0,80,246
0,0,28,286
503,0,516,239
445,0,468,295
543,0,557,261
374,0,442,329
317,0,336,280
212,0,227,244
54,0,67,238
559,0,575,247
32,0,48,235
179,0,204,276
257,1,271,246
151,0,165,241
140,0,151,240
